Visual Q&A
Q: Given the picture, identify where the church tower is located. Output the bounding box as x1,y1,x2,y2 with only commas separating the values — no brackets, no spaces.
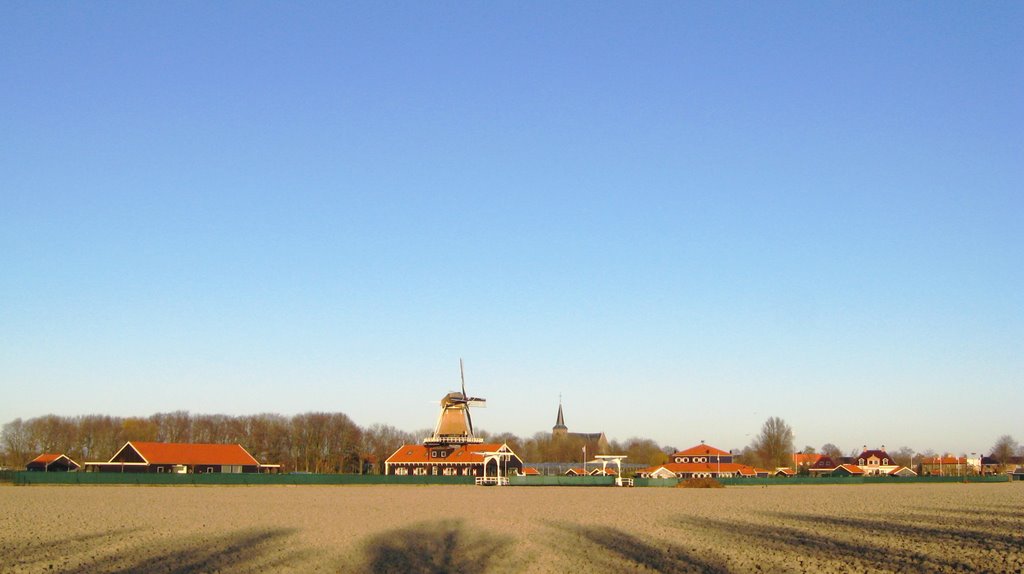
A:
552,401,568,437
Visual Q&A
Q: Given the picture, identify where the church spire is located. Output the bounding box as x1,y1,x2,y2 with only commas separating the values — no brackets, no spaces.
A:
553,398,568,436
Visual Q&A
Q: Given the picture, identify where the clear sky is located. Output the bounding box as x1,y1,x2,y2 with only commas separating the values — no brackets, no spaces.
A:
2,3,1021,457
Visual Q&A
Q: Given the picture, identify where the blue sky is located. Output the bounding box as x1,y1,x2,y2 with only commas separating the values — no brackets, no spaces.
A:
2,3,1021,456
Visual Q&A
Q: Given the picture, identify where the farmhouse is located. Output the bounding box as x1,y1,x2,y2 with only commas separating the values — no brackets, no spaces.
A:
385,442,523,477
83,441,273,474
26,453,80,472
637,442,768,479
853,448,900,476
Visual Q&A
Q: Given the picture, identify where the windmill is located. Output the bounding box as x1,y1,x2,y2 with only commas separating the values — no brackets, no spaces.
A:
424,359,486,445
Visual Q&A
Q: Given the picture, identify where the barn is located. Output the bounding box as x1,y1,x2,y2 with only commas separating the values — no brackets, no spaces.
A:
83,441,270,474
26,453,80,472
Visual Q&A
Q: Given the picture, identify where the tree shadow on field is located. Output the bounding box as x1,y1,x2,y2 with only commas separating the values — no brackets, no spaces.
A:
98,527,310,574
913,505,1024,522
675,515,980,572
352,519,513,574
880,509,1024,536
769,511,1024,556
544,521,728,573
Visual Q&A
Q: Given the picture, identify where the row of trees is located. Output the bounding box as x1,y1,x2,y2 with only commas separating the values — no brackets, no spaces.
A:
4,412,1016,474
1,413,391,474
0,412,690,472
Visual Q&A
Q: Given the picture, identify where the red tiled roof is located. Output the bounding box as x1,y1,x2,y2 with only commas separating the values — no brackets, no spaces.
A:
672,444,731,457
521,467,540,475
121,442,259,466
835,464,865,475
639,462,757,475
29,453,65,464
385,443,512,465
793,453,822,465
921,456,966,465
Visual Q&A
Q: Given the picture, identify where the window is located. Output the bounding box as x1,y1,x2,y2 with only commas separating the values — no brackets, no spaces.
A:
443,467,455,476
395,467,408,475
158,467,164,473
207,467,214,473
413,467,427,476
431,451,438,458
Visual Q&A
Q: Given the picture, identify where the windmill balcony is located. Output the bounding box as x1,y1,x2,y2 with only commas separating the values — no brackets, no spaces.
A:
423,435,484,445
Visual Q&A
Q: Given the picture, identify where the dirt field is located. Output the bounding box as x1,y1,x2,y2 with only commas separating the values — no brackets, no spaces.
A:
1,482,1022,573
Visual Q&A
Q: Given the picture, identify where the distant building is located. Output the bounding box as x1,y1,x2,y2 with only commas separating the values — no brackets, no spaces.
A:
551,401,610,455
792,453,822,474
919,456,969,477
385,442,523,477
83,441,275,474
637,442,768,479
808,449,917,478
26,453,80,472
854,448,900,476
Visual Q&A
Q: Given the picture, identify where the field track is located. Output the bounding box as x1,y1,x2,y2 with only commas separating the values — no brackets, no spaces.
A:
2,482,1022,573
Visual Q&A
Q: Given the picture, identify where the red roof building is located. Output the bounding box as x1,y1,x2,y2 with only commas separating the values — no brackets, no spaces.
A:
641,442,771,479
384,442,523,478
920,456,969,477
832,464,866,476
668,443,732,464
26,453,80,472
84,441,270,474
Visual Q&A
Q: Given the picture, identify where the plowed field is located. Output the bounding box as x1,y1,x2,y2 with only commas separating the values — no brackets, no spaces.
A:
2,483,1021,572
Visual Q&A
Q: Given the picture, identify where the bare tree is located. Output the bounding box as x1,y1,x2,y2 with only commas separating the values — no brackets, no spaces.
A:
622,437,668,466
990,435,1019,472
752,417,794,469
362,424,414,474
2,419,31,467
820,443,843,461
892,446,915,468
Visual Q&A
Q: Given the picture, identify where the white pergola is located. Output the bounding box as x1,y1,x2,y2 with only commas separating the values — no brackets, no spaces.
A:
478,450,513,486
593,455,632,486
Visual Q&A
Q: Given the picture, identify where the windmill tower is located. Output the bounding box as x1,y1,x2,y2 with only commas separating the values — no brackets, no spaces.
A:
424,359,486,445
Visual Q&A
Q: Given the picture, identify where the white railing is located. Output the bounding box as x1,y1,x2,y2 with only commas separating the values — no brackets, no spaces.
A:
475,476,509,486
616,477,634,487
423,436,484,444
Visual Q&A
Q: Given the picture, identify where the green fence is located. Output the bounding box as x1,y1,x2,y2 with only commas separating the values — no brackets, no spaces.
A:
508,475,616,487
718,475,1011,486
632,478,679,487
13,472,474,486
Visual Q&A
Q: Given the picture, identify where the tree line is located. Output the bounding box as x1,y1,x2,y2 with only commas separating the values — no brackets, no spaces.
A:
0,411,680,473
1,412,379,474
0,412,798,472
4,412,1016,474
